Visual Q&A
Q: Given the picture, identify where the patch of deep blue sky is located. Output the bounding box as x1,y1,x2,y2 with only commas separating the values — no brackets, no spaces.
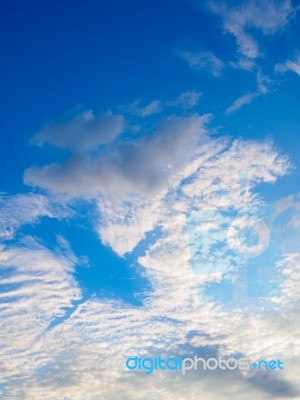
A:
19,210,160,306
0,0,299,305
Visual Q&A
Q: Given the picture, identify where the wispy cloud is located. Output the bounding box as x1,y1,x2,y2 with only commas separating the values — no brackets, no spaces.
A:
176,49,225,77
276,192,300,233
256,69,272,94
230,57,256,71
120,99,162,117
225,69,271,115
225,92,257,115
207,0,296,67
0,193,71,240
166,90,202,109
275,55,300,76
120,91,202,118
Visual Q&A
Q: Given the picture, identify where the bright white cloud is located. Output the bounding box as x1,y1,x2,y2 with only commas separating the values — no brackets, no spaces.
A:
0,237,81,391
1,239,299,399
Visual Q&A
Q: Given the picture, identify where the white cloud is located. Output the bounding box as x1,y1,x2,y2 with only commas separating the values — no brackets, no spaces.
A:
166,90,202,109
97,138,290,256
120,91,201,118
256,69,272,94
0,193,71,240
176,50,225,77
275,55,300,76
24,106,290,259
224,69,271,114
208,0,296,61
276,192,300,227
120,99,162,117
96,193,166,255
274,193,300,254
225,92,257,114
230,57,256,71
0,237,81,387
1,242,300,399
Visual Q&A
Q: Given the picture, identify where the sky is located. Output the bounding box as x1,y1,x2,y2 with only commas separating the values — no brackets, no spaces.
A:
0,0,300,399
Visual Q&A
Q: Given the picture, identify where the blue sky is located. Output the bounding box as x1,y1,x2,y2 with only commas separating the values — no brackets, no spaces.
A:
1,1,300,399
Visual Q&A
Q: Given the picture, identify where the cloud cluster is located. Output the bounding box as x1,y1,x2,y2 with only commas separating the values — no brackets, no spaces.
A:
2,114,300,399
97,136,289,255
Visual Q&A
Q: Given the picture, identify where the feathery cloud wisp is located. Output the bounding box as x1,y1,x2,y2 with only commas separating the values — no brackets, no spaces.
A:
176,49,225,77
